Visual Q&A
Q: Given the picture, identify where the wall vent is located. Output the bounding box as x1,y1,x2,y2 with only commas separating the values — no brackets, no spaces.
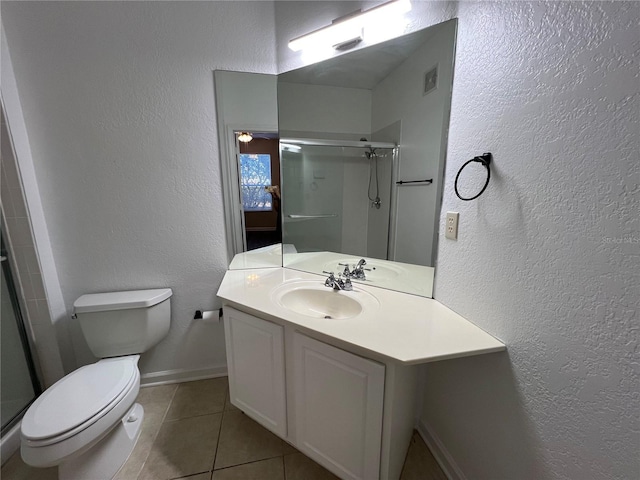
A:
423,65,439,96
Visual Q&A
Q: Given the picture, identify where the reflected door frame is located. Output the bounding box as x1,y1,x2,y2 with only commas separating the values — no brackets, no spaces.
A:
238,137,281,252
219,125,278,258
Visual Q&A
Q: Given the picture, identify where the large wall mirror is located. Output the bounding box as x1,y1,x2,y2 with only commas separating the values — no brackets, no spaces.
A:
278,18,457,297
217,18,457,298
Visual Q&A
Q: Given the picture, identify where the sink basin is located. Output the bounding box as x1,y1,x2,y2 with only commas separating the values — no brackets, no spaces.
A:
272,281,378,320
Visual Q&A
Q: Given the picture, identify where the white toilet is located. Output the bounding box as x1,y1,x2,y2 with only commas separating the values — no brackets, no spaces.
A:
20,288,172,480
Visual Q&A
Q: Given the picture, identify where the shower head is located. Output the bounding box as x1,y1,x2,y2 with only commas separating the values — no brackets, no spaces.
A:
365,147,377,160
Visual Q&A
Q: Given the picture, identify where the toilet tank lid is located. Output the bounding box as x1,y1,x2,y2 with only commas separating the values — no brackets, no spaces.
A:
73,288,172,313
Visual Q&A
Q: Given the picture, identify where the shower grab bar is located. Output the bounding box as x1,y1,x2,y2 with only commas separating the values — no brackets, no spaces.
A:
396,179,433,185
287,214,338,219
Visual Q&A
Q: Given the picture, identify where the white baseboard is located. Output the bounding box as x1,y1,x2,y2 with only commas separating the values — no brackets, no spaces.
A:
1,422,21,466
140,364,227,387
416,419,467,480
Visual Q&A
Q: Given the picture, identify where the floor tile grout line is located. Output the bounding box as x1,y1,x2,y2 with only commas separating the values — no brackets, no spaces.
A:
162,383,182,422
135,384,180,480
211,454,287,473
168,469,210,480
162,408,226,423
281,454,287,480
213,453,289,472
209,387,228,474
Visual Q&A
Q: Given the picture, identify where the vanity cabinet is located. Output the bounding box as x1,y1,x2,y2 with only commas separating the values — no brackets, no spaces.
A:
223,307,287,437
223,305,418,480
219,267,506,480
293,332,385,480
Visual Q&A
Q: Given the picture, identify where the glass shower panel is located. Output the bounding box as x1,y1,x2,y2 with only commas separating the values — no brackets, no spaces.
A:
282,145,344,253
1,241,39,433
281,143,394,256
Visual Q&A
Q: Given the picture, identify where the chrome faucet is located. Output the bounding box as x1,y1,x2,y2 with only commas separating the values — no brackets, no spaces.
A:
323,271,353,291
338,259,368,280
352,259,367,279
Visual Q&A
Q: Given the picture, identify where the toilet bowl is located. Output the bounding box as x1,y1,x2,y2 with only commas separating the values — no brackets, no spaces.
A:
20,288,172,480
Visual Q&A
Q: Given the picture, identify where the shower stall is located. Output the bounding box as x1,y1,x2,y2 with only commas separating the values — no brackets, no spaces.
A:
1,231,41,440
280,138,397,260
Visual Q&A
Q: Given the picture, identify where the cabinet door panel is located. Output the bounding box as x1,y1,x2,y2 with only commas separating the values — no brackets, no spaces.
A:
224,307,287,437
293,333,385,480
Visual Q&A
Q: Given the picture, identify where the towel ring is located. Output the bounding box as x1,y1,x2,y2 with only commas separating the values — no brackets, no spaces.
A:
454,153,492,201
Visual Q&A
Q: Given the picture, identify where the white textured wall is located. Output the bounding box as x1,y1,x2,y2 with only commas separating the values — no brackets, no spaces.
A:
1,1,277,374
430,2,639,479
276,1,639,479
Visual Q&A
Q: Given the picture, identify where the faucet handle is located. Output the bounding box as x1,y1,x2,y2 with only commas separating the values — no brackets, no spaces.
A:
323,271,336,285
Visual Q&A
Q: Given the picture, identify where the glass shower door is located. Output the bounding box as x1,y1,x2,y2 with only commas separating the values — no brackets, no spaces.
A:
1,235,40,434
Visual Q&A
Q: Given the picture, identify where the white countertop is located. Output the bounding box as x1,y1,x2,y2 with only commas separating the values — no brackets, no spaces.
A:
217,267,505,365
228,244,283,270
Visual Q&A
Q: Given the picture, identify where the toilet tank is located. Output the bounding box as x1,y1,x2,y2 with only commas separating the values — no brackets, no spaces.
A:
73,289,172,358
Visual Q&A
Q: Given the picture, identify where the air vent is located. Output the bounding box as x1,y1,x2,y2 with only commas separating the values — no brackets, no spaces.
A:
423,65,438,96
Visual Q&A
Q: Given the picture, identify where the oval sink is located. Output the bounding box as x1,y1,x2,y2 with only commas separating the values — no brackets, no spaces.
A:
272,281,378,320
280,289,361,319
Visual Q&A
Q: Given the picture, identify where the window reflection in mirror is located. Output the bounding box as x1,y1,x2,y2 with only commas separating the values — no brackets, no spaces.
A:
238,136,282,251
213,70,280,268
228,133,284,270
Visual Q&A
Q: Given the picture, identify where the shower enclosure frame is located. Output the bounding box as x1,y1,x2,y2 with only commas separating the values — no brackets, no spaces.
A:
279,137,400,260
0,231,42,437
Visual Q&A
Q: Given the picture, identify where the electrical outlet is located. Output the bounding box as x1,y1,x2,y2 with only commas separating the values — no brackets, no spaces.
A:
445,212,459,240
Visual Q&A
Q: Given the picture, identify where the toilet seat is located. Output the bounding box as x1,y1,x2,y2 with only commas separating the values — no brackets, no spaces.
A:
22,357,137,447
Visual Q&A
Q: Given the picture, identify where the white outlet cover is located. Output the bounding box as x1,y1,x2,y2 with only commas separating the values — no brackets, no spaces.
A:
445,212,459,240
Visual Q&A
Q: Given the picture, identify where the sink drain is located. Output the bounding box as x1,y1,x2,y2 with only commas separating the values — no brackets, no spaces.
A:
324,315,332,319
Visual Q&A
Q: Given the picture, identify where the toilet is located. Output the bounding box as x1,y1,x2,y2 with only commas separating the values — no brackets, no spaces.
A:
20,288,172,480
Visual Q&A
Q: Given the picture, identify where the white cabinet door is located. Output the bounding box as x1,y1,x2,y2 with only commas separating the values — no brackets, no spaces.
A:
293,333,385,480
223,306,287,437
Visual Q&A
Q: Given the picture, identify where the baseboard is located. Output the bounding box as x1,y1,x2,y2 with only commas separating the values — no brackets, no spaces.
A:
416,419,467,480
1,422,21,465
140,364,227,387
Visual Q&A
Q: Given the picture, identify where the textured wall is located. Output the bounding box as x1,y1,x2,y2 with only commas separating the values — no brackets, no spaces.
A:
1,1,277,374
429,2,639,479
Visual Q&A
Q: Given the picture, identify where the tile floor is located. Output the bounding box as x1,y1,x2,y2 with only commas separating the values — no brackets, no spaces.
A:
1,377,446,480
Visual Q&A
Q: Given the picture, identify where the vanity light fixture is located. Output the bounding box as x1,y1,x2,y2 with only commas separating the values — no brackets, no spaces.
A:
237,132,253,143
288,0,411,53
